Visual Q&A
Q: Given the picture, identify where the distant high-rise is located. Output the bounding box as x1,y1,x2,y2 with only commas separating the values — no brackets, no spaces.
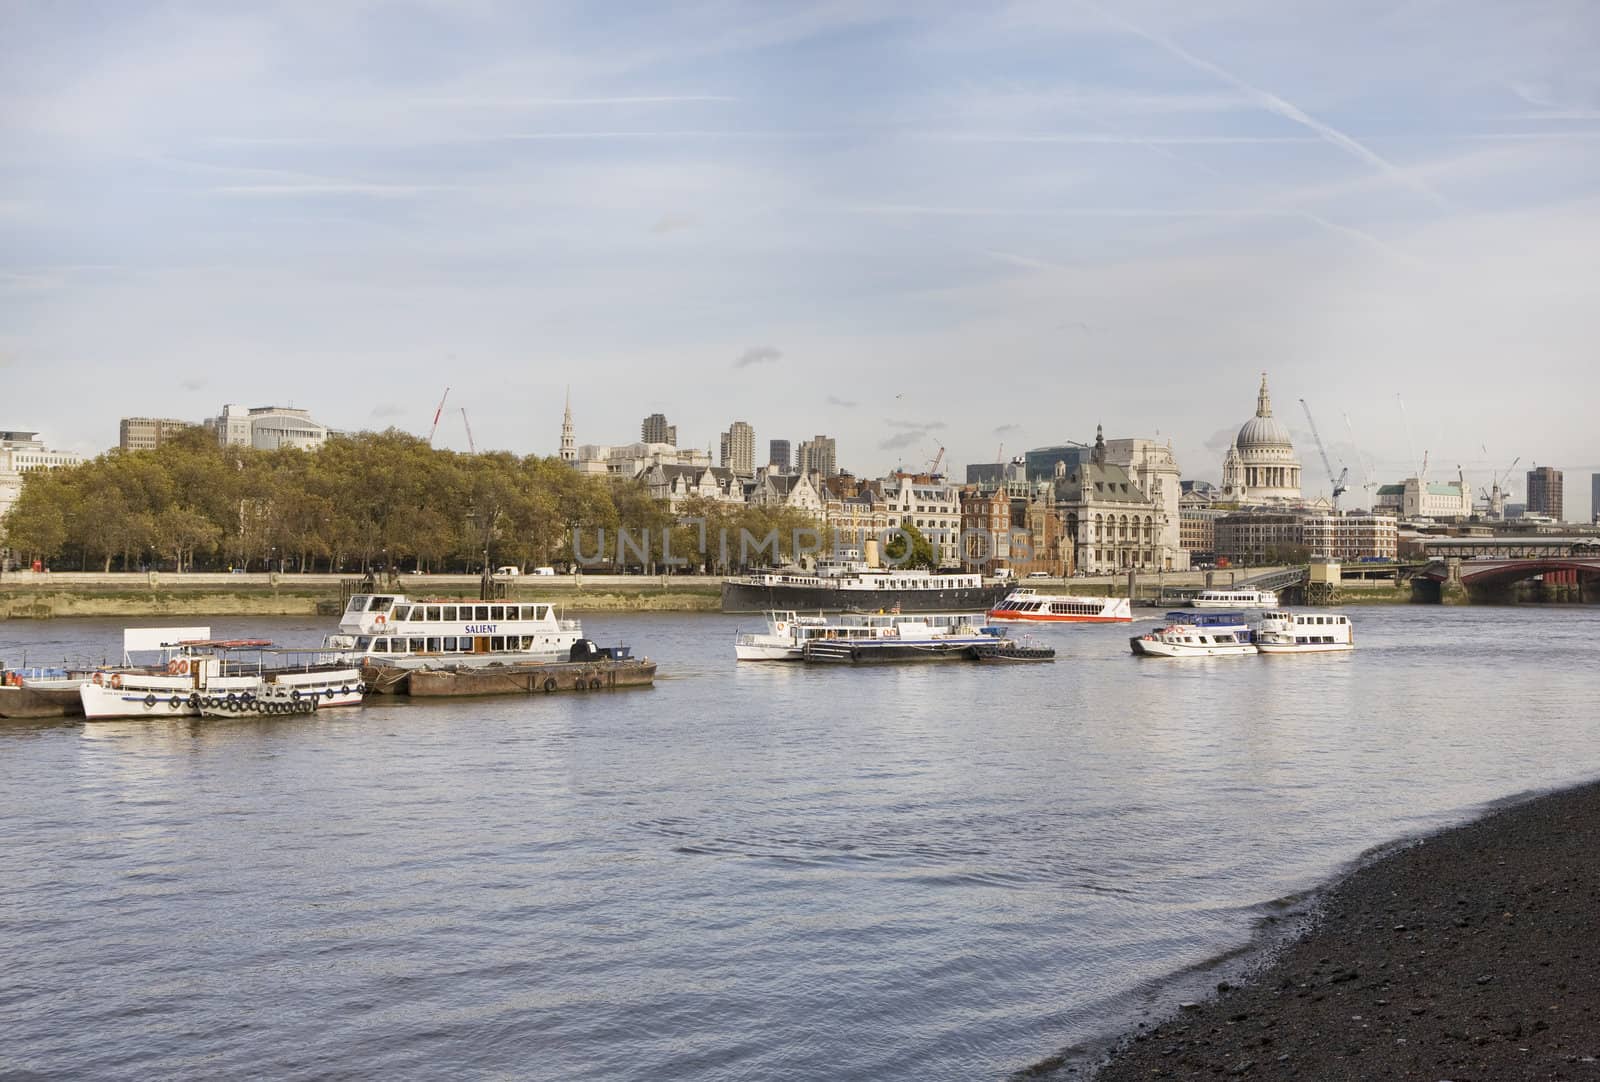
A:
720,420,755,476
1526,466,1564,520
640,413,677,446
1591,473,1599,525
559,388,576,463
769,439,791,472
119,417,195,451
797,435,838,478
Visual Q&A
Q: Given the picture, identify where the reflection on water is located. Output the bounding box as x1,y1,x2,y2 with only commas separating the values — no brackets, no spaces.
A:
2,606,1598,1080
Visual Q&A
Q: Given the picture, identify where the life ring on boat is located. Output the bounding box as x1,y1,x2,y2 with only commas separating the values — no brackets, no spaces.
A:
588,677,603,690
93,672,104,686
143,693,157,708
543,677,558,693
374,615,386,626
110,674,123,689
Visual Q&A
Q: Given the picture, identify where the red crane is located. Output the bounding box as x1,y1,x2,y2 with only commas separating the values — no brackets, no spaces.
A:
427,387,451,446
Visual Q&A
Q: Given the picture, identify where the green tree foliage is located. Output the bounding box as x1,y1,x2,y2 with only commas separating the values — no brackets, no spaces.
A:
883,521,938,570
0,429,660,573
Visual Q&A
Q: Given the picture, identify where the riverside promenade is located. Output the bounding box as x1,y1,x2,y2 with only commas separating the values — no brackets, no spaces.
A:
0,571,722,618
1092,779,1600,1080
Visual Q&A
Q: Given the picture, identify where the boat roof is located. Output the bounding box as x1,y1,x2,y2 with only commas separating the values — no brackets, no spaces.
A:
177,638,275,649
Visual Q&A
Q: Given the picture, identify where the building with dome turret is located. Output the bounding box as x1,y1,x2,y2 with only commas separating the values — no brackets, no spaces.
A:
1219,373,1302,506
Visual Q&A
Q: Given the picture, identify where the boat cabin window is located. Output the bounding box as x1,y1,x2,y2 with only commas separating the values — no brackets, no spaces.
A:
490,606,505,620
426,637,441,652
393,605,412,620
371,597,394,613
355,636,372,650
475,605,490,621
410,638,425,652
371,638,388,653
346,595,371,612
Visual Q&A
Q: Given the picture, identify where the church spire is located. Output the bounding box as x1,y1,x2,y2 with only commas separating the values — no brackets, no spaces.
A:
1256,372,1272,418
1092,423,1106,465
559,386,576,463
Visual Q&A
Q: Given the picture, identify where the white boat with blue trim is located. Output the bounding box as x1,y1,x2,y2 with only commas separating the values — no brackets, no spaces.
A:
1130,611,1257,657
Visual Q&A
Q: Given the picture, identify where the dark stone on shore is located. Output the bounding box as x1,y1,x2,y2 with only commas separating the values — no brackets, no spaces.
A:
1093,778,1600,1081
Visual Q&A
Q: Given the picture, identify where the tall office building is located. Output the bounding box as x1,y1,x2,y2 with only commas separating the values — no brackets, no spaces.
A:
640,413,677,446
1591,473,1599,525
719,420,755,476
1526,466,1564,520
769,439,791,472
797,435,838,478
119,417,195,451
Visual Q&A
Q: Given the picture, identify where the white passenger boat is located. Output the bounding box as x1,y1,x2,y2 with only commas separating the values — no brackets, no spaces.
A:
1255,610,1354,653
1130,612,1257,657
79,627,365,720
1191,586,1278,609
322,594,583,669
735,610,995,661
987,589,1131,623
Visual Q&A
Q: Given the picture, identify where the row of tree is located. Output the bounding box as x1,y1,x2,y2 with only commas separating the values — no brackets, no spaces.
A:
0,429,842,574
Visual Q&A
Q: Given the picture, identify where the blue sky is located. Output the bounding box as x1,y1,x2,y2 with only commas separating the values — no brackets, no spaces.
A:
4,1,1598,517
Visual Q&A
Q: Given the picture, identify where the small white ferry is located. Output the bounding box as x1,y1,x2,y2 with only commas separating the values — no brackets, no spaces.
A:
322,594,583,669
735,610,995,661
1255,611,1354,654
79,627,365,720
1190,586,1278,609
1130,612,1257,658
987,589,1131,623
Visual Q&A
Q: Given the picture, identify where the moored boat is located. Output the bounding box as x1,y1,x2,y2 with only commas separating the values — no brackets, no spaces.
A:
363,640,655,696
79,628,364,720
1130,612,1257,657
0,666,86,719
721,550,1009,614
987,589,1131,623
734,610,994,661
322,593,585,669
1255,610,1354,654
797,615,1016,664
1190,586,1278,609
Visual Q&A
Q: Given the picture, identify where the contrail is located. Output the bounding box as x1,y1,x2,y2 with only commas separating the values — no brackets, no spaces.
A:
1078,1,1450,211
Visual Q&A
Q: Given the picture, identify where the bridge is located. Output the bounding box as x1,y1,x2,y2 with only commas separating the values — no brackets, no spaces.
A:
1418,537,1600,604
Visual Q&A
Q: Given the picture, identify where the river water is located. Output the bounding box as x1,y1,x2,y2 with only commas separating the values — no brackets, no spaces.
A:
2,606,1597,1081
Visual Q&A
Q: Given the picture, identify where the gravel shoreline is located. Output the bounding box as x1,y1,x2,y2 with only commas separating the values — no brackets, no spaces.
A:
1088,778,1600,1080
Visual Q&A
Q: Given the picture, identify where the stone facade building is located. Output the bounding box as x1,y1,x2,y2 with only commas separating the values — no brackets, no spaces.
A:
1216,510,1397,564
119,417,195,451
1104,437,1188,571
882,474,962,567
1053,427,1166,573
1219,374,1302,506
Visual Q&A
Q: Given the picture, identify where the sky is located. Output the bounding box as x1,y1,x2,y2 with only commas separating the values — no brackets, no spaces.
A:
3,0,1598,519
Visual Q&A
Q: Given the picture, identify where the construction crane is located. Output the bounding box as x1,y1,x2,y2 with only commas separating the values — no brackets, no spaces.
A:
1482,456,1519,518
1298,398,1348,510
1342,412,1376,498
427,387,451,446
926,445,945,478
460,408,477,454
